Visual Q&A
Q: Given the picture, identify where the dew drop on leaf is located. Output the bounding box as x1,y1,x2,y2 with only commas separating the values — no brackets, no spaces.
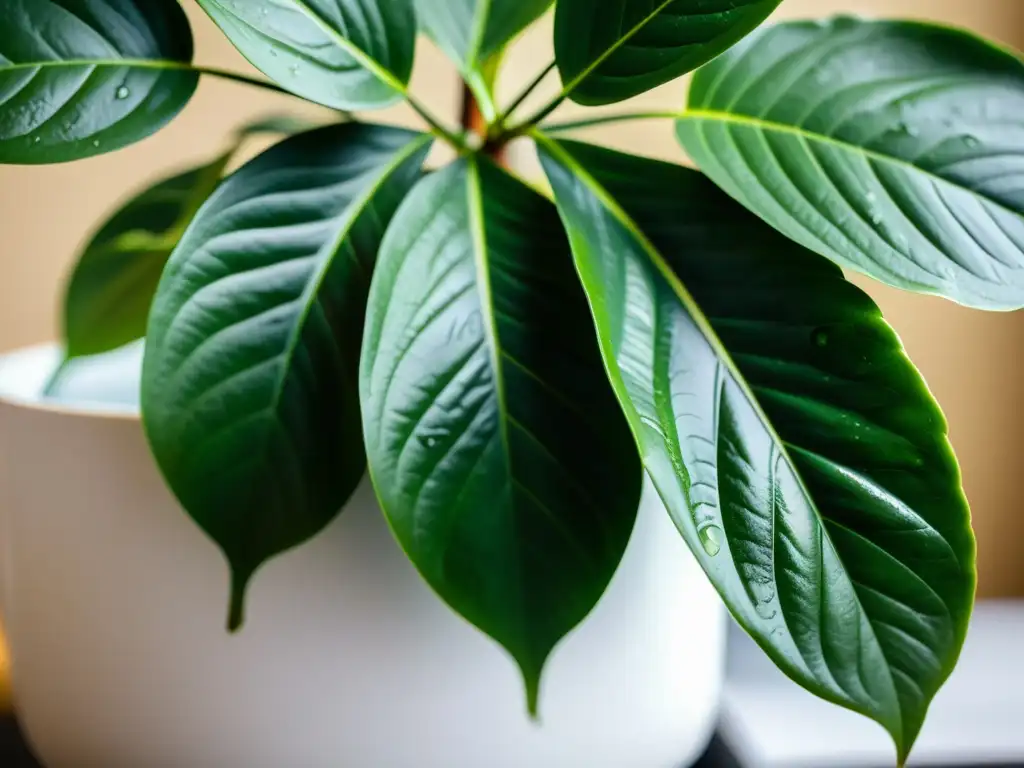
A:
812,328,830,347
698,525,723,557
115,85,130,100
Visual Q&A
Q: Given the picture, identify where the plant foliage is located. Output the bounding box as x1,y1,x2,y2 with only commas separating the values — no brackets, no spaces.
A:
5,1,1017,763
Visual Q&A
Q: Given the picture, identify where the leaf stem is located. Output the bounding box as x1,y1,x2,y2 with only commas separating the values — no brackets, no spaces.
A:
492,61,556,131
504,89,568,137
191,65,295,96
540,110,687,134
502,0,679,136
406,92,469,151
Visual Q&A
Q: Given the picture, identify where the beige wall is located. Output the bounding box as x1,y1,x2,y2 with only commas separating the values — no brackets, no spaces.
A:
0,1,1021,595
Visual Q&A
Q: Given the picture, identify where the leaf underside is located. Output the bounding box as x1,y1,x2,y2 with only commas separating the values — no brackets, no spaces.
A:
554,0,784,106
415,0,553,72
677,17,1024,310
0,0,198,163
539,136,975,764
142,123,431,628
196,0,416,110
360,158,642,713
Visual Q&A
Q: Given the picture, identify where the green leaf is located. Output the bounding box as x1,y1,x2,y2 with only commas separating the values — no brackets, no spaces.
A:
142,123,431,629
360,158,642,713
414,0,552,72
64,156,229,359
196,0,416,111
0,0,198,164
537,136,975,765
554,0,782,106
63,115,322,359
676,17,1024,310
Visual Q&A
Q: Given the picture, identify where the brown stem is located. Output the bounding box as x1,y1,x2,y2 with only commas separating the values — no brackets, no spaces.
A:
461,82,509,167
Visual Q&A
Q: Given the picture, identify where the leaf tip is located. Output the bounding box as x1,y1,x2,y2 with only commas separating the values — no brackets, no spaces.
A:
519,659,545,723
226,567,253,634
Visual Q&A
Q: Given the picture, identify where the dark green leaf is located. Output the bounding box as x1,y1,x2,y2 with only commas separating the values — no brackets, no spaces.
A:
415,0,552,72
554,0,782,106
142,123,431,629
538,136,975,765
64,155,229,359
676,17,1024,310
63,114,321,359
360,158,642,713
0,0,198,164
197,0,416,110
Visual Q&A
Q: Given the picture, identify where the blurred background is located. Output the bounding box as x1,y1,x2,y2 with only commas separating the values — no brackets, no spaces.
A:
0,0,1021,597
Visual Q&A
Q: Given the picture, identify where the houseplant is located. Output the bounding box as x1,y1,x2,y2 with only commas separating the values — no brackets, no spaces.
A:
1,0,1021,765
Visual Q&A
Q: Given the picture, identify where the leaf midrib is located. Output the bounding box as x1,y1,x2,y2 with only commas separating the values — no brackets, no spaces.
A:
464,158,513,489
263,134,432,421
0,58,194,73
679,109,1023,221
464,0,494,69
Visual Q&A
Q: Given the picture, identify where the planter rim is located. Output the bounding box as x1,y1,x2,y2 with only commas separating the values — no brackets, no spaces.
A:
0,343,139,422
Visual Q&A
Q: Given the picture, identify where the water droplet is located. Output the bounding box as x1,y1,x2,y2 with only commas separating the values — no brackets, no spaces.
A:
417,433,442,449
698,525,723,557
812,328,830,348
32,136,40,144
963,135,980,148
288,64,300,77
891,120,920,139
269,49,279,57
115,85,130,100
92,139,100,147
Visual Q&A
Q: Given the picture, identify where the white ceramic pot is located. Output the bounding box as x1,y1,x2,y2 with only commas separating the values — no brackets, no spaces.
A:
0,344,726,768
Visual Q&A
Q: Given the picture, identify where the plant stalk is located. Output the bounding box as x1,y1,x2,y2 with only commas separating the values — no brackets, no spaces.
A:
462,82,509,166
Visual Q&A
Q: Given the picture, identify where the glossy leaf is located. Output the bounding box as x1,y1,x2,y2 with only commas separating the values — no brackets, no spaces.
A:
554,0,782,106
538,136,975,764
197,0,416,110
676,17,1024,310
63,114,322,359
142,123,431,629
415,0,552,72
360,158,642,713
0,0,198,164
